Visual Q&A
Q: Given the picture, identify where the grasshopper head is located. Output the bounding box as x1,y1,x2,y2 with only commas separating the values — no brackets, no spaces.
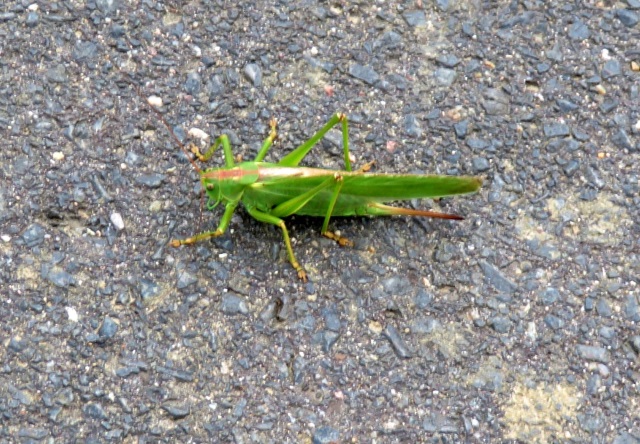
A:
202,175,223,210
200,166,252,209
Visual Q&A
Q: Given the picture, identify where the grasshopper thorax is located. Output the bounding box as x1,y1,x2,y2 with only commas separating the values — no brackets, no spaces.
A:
201,163,260,209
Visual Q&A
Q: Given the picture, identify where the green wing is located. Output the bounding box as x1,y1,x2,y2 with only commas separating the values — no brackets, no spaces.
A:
339,173,482,199
242,166,482,217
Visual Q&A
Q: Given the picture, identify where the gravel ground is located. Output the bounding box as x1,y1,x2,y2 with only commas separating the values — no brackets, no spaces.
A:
1,0,639,443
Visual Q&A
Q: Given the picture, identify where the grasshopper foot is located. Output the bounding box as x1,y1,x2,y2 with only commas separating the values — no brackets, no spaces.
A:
323,231,354,247
357,160,376,173
290,260,307,282
189,143,206,162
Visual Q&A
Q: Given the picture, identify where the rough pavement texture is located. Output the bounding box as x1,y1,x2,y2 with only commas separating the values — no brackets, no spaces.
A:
1,1,639,443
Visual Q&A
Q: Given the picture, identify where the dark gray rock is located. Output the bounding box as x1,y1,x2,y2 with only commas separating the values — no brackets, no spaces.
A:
162,403,190,419
540,287,559,305
22,224,45,247
313,426,340,444
612,129,633,150
544,123,570,138
576,345,610,363
185,72,202,95
556,99,578,112
568,20,590,40
25,12,39,27
84,403,108,420
489,316,511,333
98,317,119,340
544,315,564,330
348,64,379,85
382,324,412,359
18,428,48,440
46,64,68,83
243,63,262,87
612,432,640,444
135,174,165,188
221,293,249,315
602,59,622,79
46,268,75,288
402,10,426,27
472,157,490,172
616,9,639,27
434,68,457,87
479,260,517,293
403,114,422,138
596,298,612,318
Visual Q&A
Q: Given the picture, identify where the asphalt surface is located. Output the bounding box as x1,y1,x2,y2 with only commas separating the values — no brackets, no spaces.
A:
1,1,639,443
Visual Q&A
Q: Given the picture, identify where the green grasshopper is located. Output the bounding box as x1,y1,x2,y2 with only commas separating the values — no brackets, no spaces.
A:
160,110,481,282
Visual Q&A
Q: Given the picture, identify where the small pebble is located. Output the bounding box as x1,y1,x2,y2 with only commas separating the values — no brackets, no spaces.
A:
348,63,379,85
602,59,621,79
629,336,640,354
382,324,412,359
83,402,108,420
221,293,249,315
616,9,639,27
243,63,262,87
176,271,197,289
135,174,165,188
576,345,610,364
313,426,340,444
98,317,119,340
568,20,590,40
52,152,64,161
65,306,79,322
544,314,564,330
147,95,163,107
434,67,457,87
149,201,162,212
26,12,39,27
47,269,75,288
404,114,422,138
403,10,427,27
594,84,606,95
489,316,512,333
556,99,578,112
184,72,201,95
368,320,383,335
472,157,491,172
479,260,517,293
110,212,125,231
188,128,209,141
544,123,570,138
162,404,190,419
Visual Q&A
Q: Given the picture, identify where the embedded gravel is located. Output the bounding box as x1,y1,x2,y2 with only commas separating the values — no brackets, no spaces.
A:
1,1,639,443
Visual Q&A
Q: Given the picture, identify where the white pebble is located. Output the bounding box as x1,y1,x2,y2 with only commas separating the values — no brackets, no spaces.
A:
65,306,79,322
189,127,210,141
110,212,125,231
147,95,163,107
52,152,64,161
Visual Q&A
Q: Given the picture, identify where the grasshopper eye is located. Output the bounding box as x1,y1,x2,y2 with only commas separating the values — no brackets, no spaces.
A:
206,183,215,191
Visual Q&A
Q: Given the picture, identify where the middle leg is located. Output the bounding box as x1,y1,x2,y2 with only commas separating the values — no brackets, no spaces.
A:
277,114,353,171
